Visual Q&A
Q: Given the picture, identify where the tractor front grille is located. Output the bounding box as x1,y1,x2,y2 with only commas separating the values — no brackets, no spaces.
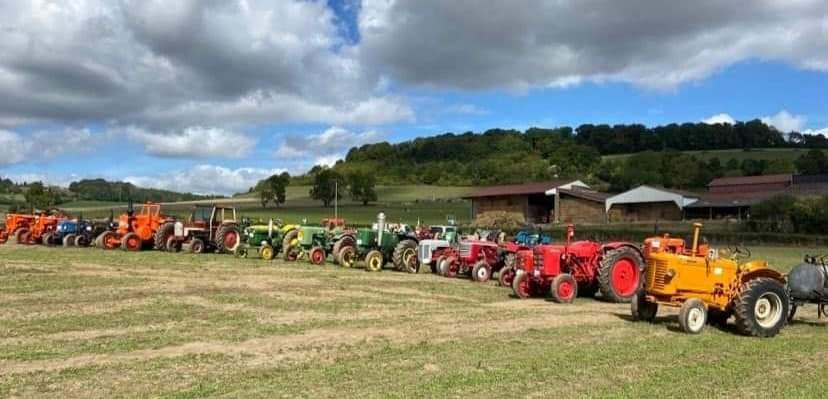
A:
459,243,471,258
647,259,669,290
418,244,432,262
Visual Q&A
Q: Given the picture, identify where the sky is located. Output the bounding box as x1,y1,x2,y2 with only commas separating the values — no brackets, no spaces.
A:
0,0,827,195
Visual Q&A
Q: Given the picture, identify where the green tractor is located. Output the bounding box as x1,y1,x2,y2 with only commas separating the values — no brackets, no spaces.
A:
281,219,355,265
337,213,420,273
234,218,299,260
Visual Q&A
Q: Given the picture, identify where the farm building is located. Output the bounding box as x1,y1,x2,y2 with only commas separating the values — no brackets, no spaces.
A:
464,180,589,224
605,186,700,222
547,187,610,224
708,174,792,194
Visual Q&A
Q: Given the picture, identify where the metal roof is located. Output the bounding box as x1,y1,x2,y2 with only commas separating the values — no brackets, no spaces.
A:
463,180,576,198
605,185,699,212
555,187,610,202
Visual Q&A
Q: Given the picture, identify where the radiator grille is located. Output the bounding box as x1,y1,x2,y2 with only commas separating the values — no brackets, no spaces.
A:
647,259,669,290
459,243,471,257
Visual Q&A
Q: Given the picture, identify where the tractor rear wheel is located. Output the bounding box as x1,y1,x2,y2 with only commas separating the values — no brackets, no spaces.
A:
121,233,142,251
393,239,419,273
733,277,789,337
15,228,30,244
512,271,532,299
154,223,175,251
631,290,658,322
598,246,644,303
337,246,356,268
75,235,90,247
551,274,578,304
215,224,240,253
282,229,299,261
260,245,275,260
498,267,515,287
309,246,326,265
190,238,205,254
364,250,384,272
678,298,707,334
63,234,77,247
332,236,355,265
472,261,491,283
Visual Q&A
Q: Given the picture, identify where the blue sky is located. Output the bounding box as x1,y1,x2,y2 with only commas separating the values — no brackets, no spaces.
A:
0,1,826,194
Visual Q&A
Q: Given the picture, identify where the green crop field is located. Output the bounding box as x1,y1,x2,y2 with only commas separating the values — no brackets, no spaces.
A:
0,244,826,398
603,147,824,163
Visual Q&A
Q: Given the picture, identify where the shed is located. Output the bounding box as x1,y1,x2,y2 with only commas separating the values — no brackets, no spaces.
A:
547,186,609,224
464,180,587,224
708,174,792,194
605,186,699,222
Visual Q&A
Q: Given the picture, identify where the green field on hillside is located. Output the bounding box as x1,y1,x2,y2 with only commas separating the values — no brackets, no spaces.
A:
603,147,822,163
0,244,825,398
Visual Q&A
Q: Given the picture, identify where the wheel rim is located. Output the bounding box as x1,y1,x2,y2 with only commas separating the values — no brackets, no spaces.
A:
341,249,354,267
129,237,140,250
611,258,639,296
476,267,488,280
403,248,416,264
501,270,514,286
224,232,239,250
558,280,574,300
755,292,783,329
517,276,530,297
370,256,381,269
687,307,705,331
261,247,273,259
312,250,324,264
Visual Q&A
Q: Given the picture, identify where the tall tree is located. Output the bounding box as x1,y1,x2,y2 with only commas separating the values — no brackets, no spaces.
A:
310,169,345,207
348,170,378,206
795,149,828,175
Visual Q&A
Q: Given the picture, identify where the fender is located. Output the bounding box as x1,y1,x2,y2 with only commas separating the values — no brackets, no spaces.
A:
740,261,786,284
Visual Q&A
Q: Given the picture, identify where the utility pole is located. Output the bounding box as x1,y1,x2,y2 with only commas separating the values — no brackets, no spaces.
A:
334,180,338,220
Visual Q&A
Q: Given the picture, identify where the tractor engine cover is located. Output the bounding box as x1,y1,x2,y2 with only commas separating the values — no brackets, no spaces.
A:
788,263,827,300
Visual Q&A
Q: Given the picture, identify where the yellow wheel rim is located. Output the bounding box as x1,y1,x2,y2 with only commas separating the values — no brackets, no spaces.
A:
261,247,274,260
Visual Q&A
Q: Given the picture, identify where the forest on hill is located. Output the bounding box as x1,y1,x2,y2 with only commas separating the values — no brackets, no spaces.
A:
312,120,828,191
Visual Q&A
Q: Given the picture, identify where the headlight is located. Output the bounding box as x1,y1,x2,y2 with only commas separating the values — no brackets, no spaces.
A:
86,226,93,231
357,239,363,245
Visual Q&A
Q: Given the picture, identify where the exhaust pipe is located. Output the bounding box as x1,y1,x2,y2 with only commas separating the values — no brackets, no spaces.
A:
377,212,386,246
691,222,702,255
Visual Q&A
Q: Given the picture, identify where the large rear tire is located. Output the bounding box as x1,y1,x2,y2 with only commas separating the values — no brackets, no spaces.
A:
733,277,789,337
282,229,300,261
393,239,419,273
215,224,240,253
121,232,142,251
332,235,355,265
598,246,644,303
154,222,175,251
15,228,30,244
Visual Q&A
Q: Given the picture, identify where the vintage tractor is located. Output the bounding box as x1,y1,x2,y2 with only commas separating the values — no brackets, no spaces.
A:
632,223,790,337
786,254,828,321
417,225,460,273
336,213,420,272
496,229,553,287
161,205,240,254
234,218,299,260
17,210,69,245
0,213,36,244
96,202,173,251
50,218,110,247
511,225,644,303
282,219,353,265
435,240,502,282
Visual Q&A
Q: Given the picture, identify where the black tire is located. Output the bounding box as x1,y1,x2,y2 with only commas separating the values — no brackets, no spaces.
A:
707,309,731,327
393,239,419,273
788,304,798,323
434,255,447,275
630,290,658,322
512,271,532,299
365,250,384,272
121,232,141,251
215,223,240,253
282,229,299,261
471,261,491,283
155,222,175,251
42,233,54,246
15,228,29,244
550,274,577,304
75,235,90,247
309,246,326,265
332,235,355,265
63,234,77,248
190,238,205,254
597,246,644,303
166,236,181,253
733,277,789,338
498,267,515,287
678,298,707,334
337,246,356,268
259,245,275,260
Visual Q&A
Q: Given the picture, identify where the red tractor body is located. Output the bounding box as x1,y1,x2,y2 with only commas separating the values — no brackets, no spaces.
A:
0,213,36,244
437,240,502,282
512,226,644,304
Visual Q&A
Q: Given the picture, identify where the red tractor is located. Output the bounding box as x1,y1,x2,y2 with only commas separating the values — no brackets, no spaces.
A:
436,240,502,282
511,225,644,303
0,213,36,244
16,211,69,245
96,202,174,251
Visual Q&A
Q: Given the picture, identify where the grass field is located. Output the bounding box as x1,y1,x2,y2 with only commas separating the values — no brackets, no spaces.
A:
1,244,826,398
603,147,824,163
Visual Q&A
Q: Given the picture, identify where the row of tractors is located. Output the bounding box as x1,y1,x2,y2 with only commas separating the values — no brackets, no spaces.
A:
1,204,823,338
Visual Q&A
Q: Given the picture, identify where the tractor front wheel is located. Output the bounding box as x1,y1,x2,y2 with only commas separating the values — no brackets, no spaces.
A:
309,246,326,265
63,234,77,248
512,271,532,299
551,273,577,304
42,233,54,246
190,239,205,254
678,298,707,334
166,236,181,253
598,246,644,303
332,236,355,266
98,231,119,250
733,277,789,337
393,239,419,273
121,233,142,251
364,250,384,272
260,245,275,260
631,290,658,322
74,235,90,247
435,256,447,275
15,228,29,244
498,267,515,287
337,246,356,268
444,257,458,278
471,261,491,283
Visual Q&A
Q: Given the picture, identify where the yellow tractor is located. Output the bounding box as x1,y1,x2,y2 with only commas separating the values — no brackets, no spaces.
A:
633,223,790,337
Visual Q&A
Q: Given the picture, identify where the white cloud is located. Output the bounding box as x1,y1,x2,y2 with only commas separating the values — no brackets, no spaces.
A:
121,126,256,158
125,165,285,195
275,126,385,161
761,110,807,133
0,127,101,166
702,113,736,125
445,104,488,116
803,127,828,136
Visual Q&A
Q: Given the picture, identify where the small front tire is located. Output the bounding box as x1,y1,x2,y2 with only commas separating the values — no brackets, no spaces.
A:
678,298,707,334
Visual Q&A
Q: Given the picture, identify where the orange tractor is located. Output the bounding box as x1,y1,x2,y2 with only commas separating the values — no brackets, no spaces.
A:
0,213,36,244
15,210,70,245
96,202,174,251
